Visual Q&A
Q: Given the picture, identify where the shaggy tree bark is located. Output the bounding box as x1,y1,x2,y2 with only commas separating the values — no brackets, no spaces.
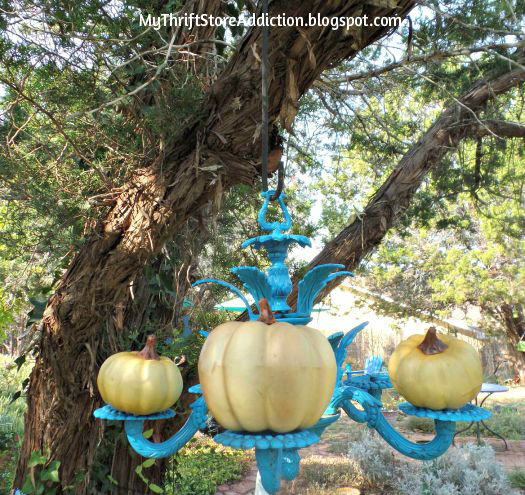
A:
14,1,415,492
497,303,525,383
287,63,525,308
106,217,212,495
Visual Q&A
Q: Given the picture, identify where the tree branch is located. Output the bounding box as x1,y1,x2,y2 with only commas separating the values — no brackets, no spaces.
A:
326,41,525,84
466,119,525,139
287,64,525,309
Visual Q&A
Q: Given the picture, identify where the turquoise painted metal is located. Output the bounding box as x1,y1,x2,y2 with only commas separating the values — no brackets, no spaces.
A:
193,190,353,324
93,191,491,495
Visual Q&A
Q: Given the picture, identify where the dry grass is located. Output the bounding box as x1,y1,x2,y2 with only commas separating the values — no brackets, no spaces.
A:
489,386,525,405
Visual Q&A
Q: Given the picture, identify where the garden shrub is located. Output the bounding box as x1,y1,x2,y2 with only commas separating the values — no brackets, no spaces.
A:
345,428,517,495
0,355,31,441
0,425,17,451
164,435,250,495
399,443,515,495
345,429,399,491
509,470,525,490
284,428,398,494
0,449,17,495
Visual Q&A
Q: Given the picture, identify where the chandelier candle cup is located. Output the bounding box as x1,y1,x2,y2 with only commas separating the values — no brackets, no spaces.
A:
198,299,337,433
97,335,183,415
388,327,482,410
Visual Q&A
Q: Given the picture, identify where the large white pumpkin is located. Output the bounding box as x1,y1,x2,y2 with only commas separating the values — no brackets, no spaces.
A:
198,304,337,433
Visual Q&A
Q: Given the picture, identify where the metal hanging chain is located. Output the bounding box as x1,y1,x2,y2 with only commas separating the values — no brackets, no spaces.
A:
260,0,285,201
270,161,285,200
261,0,269,193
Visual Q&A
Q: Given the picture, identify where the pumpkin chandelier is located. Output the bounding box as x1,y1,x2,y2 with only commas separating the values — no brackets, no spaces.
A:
94,190,490,493
94,3,491,493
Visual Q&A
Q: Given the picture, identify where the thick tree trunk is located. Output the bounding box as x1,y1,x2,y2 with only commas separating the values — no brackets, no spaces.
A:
106,219,210,495
498,303,525,384
14,1,415,492
287,64,525,308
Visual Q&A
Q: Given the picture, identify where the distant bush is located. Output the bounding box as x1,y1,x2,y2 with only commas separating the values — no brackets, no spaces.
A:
404,404,524,441
0,354,32,443
456,405,525,441
404,416,435,434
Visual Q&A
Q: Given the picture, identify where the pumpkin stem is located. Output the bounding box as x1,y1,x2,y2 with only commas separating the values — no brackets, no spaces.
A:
417,327,448,355
137,335,160,360
257,298,276,324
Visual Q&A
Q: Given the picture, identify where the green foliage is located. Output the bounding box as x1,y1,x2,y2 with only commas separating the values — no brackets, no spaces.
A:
0,448,17,495
21,449,61,495
165,436,250,495
0,355,33,493
343,82,525,342
135,458,164,494
509,470,525,490
0,355,31,441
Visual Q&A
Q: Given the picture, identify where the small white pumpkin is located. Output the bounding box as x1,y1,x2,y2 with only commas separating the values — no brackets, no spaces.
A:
97,335,183,415
388,327,483,410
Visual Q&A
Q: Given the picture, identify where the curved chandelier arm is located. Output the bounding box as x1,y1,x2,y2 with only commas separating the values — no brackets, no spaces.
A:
333,322,369,388
334,386,456,460
372,415,455,460
327,385,381,416
124,396,208,459
341,399,368,424
334,322,368,367
192,279,256,318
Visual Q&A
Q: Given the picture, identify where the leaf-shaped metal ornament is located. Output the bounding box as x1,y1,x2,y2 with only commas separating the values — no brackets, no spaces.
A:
335,322,369,368
231,267,273,305
334,322,369,388
327,331,344,354
192,279,256,318
296,264,354,315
